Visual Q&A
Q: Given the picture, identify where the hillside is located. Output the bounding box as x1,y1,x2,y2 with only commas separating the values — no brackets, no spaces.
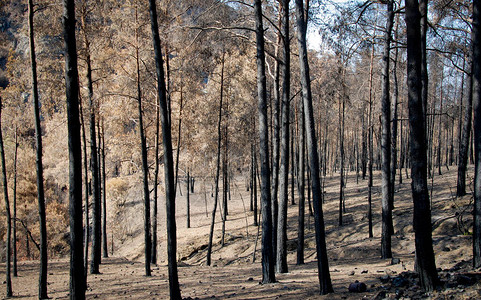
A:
3,165,481,299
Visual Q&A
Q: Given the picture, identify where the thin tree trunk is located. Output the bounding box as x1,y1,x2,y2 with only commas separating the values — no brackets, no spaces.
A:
28,1,48,296
254,0,275,284
101,121,107,258
391,17,400,208
62,0,86,296
367,31,375,239
338,90,345,226
152,93,160,264
174,81,184,197
187,170,190,228
13,126,18,277
405,0,439,290
381,0,394,259
135,5,151,277
472,0,481,269
79,83,89,285
457,62,473,197
253,144,258,226
276,0,290,274
81,10,101,275
0,99,12,298
271,8,281,261
206,51,225,266
297,97,305,265
148,0,181,297
295,0,333,294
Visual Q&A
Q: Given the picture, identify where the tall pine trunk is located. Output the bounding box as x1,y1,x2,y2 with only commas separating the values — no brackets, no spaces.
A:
101,122,107,258
254,0,276,284
82,13,101,274
135,11,152,275
62,0,86,296
295,0,333,294
28,1,48,296
381,0,394,259
277,0,290,274
148,0,181,297
0,99,12,298
405,0,439,290
297,97,305,265
457,62,473,197
472,0,481,269
206,51,225,266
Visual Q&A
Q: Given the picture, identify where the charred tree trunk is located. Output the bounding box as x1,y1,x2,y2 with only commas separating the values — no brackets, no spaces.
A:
367,33,375,239
297,97,305,265
101,122,107,258
13,127,18,277
135,7,151,276
152,91,161,265
381,0,394,259
277,0,290,274
472,0,481,269
28,1,48,296
295,0,333,294
255,0,276,284
206,51,225,266
0,99,12,298
187,170,191,229
81,12,101,275
271,8,281,262
79,79,89,286
148,0,181,297
457,62,473,197
62,0,86,296
405,0,439,290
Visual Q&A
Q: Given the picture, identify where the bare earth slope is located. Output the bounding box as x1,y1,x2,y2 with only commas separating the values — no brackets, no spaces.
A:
3,166,481,299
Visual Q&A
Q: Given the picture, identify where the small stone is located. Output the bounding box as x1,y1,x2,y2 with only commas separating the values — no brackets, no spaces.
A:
391,258,401,265
361,269,368,274
348,281,367,293
247,277,254,281
392,276,409,287
349,271,355,276
380,275,390,283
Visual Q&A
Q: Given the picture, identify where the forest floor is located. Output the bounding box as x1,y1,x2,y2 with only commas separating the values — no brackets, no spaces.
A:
3,165,481,299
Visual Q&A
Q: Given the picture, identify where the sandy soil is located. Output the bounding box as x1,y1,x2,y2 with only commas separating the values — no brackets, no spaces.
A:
2,165,481,299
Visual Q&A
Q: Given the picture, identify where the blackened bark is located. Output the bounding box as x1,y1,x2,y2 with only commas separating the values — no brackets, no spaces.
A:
420,0,428,133
338,93,345,226
297,98,305,265
62,0,86,296
271,9,281,261
28,1,48,296
253,145,259,227
148,0,181,297
101,123,107,258
277,0,290,274
82,15,101,275
391,18,400,208
79,84,89,285
472,0,481,269
457,62,473,197
206,51,225,266
0,98,12,297
187,170,191,228
295,0,333,294
152,93,160,265
381,0,394,259
405,0,439,291
255,0,275,284
136,29,152,276
367,35,375,239
13,127,17,277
